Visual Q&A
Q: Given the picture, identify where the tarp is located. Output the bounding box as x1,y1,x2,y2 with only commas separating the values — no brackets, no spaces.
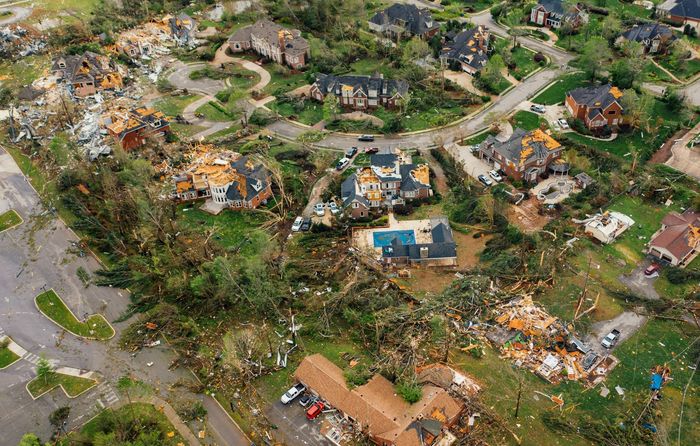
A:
651,373,663,391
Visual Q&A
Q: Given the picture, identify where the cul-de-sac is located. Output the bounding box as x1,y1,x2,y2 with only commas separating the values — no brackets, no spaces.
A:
1,0,699,445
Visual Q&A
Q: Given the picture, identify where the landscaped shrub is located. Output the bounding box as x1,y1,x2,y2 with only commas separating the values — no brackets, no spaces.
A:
396,381,422,404
665,267,700,285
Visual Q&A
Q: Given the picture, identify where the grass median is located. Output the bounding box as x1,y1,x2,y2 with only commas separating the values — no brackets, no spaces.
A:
27,372,97,399
35,290,115,340
0,339,20,369
0,209,22,232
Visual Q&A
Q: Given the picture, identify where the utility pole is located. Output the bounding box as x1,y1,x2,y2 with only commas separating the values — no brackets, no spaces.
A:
514,378,522,418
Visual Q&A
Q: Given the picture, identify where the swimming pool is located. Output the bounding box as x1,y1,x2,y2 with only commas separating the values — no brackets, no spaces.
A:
373,230,416,248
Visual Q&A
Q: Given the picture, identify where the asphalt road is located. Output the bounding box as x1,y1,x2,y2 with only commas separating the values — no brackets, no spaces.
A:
0,146,249,445
0,6,32,26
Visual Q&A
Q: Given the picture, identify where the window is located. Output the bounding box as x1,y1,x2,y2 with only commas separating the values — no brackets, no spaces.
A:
608,110,616,115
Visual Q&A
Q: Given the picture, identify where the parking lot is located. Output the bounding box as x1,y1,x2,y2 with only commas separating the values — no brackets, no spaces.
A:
265,397,332,446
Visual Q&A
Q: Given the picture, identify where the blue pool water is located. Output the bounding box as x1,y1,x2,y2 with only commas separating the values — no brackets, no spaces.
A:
373,230,416,248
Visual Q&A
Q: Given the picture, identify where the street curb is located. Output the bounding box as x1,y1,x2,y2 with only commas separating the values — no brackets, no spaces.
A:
0,335,21,370
25,374,98,401
34,288,116,341
0,208,23,234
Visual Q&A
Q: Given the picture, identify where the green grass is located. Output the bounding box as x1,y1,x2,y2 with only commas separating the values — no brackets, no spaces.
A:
268,99,324,125
0,209,22,232
263,65,308,95
532,72,590,105
35,290,115,340
67,403,185,445
642,60,676,84
27,372,97,399
0,54,51,92
195,101,236,122
509,46,541,79
0,342,20,369
176,205,270,258
153,94,200,117
169,123,207,138
657,56,700,81
512,110,541,131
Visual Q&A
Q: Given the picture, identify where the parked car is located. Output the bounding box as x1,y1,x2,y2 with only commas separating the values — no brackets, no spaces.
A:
477,174,493,187
530,104,546,114
300,218,311,232
280,383,306,404
291,216,303,232
328,202,340,215
314,203,326,217
644,263,661,277
358,134,375,142
299,394,313,407
468,145,479,153
558,118,570,129
488,170,503,182
336,158,350,171
306,401,325,420
346,147,358,158
365,147,379,154
601,329,621,349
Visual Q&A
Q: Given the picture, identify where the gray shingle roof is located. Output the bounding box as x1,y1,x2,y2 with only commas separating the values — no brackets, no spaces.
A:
399,164,431,192
440,27,490,72
224,156,270,203
228,19,309,54
369,3,439,36
314,73,409,99
567,84,623,117
341,173,369,208
381,220,457,261
621,23,675,43
537,0,565,15
479,128,562,167
659,0,700,21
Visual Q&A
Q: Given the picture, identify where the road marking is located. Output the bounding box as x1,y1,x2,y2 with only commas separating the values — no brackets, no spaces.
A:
96,399,105,409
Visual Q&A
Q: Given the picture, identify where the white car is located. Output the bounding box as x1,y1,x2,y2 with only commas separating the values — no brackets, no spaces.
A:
328,202,340,215
558,118,570,129
280,383,306,404
530,104,546,114
314,203,326,217
336,158,350,171
291,216,303,232
488,170,503,182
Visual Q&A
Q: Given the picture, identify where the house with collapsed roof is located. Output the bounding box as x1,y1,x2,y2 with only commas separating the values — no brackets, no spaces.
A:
530,0,587,29
173,151,272,210
647,209,700,267
341,150,432,218
381,218,459,267
368,3,440,40
294,354,465,446
616,23,676,54
582,211,635,244
168,13,197,48
310,73,409,111
658,0,700,31
104,107,170,151
439,26,491,75
565,84,625,131
228,19,310,69
477,128,564,183
51,51,124,98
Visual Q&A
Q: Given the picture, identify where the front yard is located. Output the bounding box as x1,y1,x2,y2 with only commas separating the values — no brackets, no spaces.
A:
532,72,590,105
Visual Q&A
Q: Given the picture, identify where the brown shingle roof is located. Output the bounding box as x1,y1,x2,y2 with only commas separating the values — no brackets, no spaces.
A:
650,209,700,260
294,354,464,446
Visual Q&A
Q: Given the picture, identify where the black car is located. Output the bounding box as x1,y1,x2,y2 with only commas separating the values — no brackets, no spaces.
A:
300,218,312,231
299,394,314,407
346,147,358,157
358,134,374,142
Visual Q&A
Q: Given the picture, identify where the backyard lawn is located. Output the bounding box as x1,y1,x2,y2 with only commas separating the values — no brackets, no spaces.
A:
153,94,200,117
35,290,115,340
509,46,541,79
195,101,237,122
0,209,22,232
532,72,590,105
27,371,97,399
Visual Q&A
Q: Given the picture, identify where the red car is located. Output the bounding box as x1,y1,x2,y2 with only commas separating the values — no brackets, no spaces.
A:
364,147,379,154
644,263,661,277
306,401,325,420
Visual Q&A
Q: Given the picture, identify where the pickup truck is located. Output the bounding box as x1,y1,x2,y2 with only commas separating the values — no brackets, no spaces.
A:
280,383,306,404
601,329,621,349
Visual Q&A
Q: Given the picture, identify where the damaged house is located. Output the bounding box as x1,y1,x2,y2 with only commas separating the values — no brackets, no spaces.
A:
580,211,635,244
294,354,465,446
439,26,491,75
51,51,124,98
381,217,459,267
173,150,273,211
565,84,624,131
0,24,46,59
477,128,564,183
616,23,676,54
310,73,409,111
105,107,171,151
228,19,310,69
168,13,197,48
368,3,440,40
340,150,432,218
647,209,700,267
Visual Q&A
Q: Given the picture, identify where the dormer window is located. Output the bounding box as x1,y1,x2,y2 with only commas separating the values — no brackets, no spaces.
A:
58,61,66,69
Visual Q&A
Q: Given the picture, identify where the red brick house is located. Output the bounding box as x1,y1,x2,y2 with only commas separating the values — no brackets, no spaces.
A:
310,73,409,111
658,0,700,32
565,84,624,130
530,0,587,29
105,107,170,151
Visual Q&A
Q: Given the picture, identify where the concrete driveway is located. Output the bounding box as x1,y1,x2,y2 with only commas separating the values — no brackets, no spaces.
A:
445,143,492,180
585,311,648,356
618,260,661,301
665,122,700,181
265,400,331,446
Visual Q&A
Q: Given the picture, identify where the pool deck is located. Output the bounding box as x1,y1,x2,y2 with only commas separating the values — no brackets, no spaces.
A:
353,214,435,253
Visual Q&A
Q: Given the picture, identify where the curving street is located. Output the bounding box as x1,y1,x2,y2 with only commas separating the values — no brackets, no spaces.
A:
0,5,32,26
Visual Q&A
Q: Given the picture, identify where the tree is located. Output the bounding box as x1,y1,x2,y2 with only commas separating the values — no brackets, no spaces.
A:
49,406,71,436
601,15,622,42
18,434,43,446
481,54,505,92
503,8,525,46
663,88,685,112
322,93,339,122
611,59,638,89
669,39,692,71
36,356,55,385
580,36,611,80
621,89,652,132
401,37,430,65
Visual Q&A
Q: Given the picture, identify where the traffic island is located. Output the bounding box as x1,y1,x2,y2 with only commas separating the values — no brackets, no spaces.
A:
26,368,98,399
35,289,115,340
0,337,20,369
0,209,23,233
